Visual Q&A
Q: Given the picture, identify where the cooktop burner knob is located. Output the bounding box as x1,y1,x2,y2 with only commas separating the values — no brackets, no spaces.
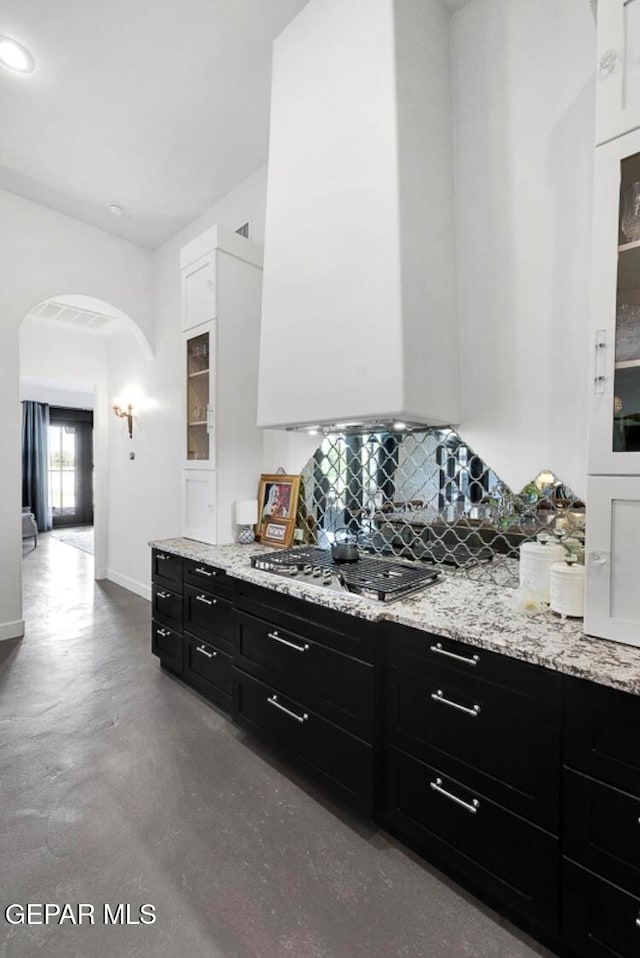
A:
312,567,323,577
323,572,333,584
303,564,313,575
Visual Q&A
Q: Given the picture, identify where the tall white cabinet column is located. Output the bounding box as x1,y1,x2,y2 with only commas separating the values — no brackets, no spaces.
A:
180,226,263,544
587,4,640,645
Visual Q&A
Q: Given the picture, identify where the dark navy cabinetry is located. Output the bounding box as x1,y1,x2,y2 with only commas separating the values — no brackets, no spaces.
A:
149,546,640,958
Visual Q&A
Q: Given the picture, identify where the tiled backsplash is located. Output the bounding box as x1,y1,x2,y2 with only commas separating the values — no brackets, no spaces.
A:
296,428,585,585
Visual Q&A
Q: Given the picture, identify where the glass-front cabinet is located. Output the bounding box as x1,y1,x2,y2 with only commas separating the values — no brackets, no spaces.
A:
185,324,216,468
589,128,640,474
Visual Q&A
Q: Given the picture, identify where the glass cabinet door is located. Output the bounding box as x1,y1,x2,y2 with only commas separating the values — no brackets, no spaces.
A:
613,151,640,453
186,328,213,464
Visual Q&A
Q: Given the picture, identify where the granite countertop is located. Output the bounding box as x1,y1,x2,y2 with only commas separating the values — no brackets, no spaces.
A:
149,537,640,696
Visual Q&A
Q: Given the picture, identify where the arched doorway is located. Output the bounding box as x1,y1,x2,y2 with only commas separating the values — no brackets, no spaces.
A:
19,293,153,583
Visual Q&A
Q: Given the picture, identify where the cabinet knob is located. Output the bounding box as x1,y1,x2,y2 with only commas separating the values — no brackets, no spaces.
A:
599,49,619,78
589,551,609,567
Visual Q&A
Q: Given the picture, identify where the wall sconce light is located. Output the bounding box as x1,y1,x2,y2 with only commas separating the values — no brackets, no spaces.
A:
113,403,134,439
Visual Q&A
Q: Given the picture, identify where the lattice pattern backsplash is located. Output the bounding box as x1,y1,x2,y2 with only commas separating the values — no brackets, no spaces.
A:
295,429,585,586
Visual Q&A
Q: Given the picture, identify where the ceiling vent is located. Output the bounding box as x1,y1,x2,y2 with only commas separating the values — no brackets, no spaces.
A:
27,300,121,335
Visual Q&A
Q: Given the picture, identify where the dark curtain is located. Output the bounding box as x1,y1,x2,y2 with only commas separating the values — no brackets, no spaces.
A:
22,401,52,531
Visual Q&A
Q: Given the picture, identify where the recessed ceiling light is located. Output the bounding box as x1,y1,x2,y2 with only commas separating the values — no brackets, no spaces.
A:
0,36,35,73
108,203,124,216
393,421,407,431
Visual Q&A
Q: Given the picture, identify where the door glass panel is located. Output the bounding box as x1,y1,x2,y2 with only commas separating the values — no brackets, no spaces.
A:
187,331,210,461
49,424,77,517
614,152,640,451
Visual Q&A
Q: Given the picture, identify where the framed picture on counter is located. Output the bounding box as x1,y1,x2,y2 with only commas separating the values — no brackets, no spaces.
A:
257,473,301,547
261,518,291,548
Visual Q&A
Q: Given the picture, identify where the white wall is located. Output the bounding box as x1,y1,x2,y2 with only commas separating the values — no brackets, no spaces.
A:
1,188,153,641
452,0,595,497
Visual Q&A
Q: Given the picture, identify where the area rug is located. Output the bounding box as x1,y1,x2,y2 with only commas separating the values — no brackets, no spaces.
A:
49,527,95,555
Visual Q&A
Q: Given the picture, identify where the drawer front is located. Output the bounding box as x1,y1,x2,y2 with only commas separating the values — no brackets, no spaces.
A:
564,677,640,797
151,549,183,593
562,860,640,958
387,664,560,830
235,580,376,665
385,747,559,940
184,585,233,651
183,635,232,709
235,611,374,740
564,769,640,898
233,670,372,813
152,584,183,628
388,624,561,726
151,620,183,673
183,558,232,598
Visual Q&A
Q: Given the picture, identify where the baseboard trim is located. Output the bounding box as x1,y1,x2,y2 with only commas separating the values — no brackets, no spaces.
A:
105,569,151,603
0,619,25,641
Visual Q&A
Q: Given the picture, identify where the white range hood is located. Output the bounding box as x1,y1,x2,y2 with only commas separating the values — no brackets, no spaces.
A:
258,0,460,432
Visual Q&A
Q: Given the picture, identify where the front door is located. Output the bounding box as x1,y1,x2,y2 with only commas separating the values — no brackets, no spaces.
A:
48,407,94,528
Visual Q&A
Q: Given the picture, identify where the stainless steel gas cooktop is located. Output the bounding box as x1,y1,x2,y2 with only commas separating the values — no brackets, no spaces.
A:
250,547,440,603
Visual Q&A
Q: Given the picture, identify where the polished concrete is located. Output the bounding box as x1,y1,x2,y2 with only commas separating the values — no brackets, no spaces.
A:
1,534,556,957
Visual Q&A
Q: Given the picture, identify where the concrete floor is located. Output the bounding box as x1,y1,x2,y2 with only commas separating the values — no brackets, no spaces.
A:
0,534,557,958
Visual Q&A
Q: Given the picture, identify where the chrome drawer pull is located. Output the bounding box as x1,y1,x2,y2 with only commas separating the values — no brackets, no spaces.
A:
267,694,308,724
431,689,480,718
196,645,217,659
195,566,216,577
267,630,310,653
157,553,169,560
157,628,171,637
195,594,217,606
156,590,170,599
430,642,479,667
430,777,479,815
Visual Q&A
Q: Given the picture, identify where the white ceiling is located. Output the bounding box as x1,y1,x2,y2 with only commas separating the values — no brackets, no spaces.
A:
0,0,470,250
0,0,310,248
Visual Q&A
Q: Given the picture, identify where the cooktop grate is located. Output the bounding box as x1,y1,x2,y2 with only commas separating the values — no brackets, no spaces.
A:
250,547,440,602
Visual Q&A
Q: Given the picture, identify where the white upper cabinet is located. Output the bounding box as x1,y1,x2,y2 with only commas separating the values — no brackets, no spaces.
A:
588,127,640,473
596,0,640,145
181,253,216,331
585,475,640,646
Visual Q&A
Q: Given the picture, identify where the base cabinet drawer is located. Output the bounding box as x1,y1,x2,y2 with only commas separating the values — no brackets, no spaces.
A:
183,635,232,712
235,610,374,740
564,769,640,898
562,860,640,958
387,665,560,830
384,747,559,942
152,584,183,628
233,670,373,815
183,559,232,598
564,678,640,798
151,549,183,593
151,620,183,674
184,585,233,651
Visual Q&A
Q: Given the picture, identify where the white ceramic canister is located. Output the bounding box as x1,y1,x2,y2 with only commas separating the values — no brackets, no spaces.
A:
549,561,585,618
519,536,565,604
